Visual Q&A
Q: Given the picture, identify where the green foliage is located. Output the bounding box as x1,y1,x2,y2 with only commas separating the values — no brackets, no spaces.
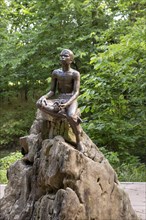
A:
100,147,146,182
0,101,36,148
117,162,146,182
0,151,22,184
80,16,146,161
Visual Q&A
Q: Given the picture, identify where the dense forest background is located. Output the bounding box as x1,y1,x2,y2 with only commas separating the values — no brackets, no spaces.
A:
0,0,146,182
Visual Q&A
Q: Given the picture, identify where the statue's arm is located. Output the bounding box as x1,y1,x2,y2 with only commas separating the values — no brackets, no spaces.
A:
45,71,57,99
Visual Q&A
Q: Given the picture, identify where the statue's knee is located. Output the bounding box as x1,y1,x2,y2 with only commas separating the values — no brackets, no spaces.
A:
67,113,77,122
67,112,73,118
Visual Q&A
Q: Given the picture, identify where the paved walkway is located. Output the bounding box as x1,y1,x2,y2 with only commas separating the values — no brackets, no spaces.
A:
121,182,146,220
0,182,146,219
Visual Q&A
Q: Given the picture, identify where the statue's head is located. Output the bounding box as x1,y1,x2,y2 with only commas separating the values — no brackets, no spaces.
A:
60,49,74,64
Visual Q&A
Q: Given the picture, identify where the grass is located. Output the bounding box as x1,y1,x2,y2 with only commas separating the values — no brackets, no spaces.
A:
0,151,22,184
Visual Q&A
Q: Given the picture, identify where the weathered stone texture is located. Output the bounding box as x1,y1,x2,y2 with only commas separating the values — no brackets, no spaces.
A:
0,110,139,220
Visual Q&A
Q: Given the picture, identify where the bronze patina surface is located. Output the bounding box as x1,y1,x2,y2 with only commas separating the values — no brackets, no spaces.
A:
36,49,84,152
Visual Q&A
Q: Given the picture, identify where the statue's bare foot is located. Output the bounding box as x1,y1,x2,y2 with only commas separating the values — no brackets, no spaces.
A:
77,141,84,153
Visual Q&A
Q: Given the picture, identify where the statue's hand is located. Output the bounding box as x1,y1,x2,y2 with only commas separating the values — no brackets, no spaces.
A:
59,102,68,109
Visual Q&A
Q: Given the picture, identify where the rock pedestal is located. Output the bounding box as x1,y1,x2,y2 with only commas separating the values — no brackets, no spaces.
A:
0,110,139,220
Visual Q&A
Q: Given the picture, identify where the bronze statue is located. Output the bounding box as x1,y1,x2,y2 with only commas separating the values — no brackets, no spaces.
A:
36,49,84,152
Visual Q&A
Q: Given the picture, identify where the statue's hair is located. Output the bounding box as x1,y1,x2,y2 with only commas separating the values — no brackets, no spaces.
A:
61,49,74,61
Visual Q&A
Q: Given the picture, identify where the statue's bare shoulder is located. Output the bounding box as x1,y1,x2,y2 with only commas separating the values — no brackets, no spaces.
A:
52,69,62,78
71,69,80,79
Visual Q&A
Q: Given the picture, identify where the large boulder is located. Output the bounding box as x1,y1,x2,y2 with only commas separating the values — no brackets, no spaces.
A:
0,111,139,220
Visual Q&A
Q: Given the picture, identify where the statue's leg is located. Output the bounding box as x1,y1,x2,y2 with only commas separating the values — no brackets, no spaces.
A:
66,102,84,153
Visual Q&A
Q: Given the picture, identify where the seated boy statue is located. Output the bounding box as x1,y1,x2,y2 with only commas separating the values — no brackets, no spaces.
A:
36,49,84,152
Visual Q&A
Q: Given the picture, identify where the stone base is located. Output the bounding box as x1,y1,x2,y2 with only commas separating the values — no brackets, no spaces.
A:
0,110,139,220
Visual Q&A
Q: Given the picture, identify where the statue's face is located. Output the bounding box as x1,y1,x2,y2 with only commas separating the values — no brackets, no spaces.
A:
60,50,73,65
